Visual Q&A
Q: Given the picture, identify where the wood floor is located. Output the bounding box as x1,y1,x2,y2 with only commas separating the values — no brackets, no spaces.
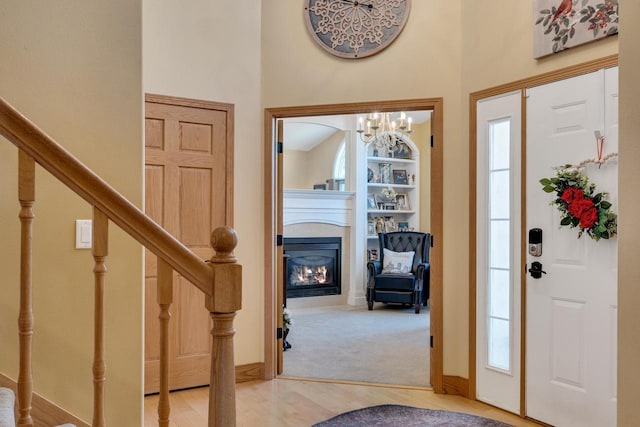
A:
144,378,541,426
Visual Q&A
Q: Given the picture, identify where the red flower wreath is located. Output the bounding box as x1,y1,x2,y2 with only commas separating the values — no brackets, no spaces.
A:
540,166,617,240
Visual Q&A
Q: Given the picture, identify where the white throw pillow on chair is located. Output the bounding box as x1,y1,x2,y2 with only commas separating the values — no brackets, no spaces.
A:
381,248,415,274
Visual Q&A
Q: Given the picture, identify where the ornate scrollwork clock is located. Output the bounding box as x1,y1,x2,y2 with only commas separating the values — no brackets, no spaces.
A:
304,0,411,59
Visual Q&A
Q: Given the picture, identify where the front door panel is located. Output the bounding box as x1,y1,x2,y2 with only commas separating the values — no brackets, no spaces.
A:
525,68,618,427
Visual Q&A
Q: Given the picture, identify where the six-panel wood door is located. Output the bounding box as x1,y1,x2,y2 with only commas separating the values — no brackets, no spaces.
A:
144,95,233,394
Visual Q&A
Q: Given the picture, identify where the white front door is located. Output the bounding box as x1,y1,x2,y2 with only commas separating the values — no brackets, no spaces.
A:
525,68,618,426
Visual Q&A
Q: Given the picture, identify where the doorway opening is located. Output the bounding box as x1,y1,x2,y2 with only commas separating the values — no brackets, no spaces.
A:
264,99,444,392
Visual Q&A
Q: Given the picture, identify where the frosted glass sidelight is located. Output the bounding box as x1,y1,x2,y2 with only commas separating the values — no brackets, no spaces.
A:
489,317,510,371
490,269,510,319
490,119,510,170
490,170,510,219
490,220,510,270
487,117,511,373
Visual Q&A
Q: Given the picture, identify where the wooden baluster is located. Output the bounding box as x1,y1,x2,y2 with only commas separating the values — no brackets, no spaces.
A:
206,227,242,427
92,208,108,427
17,151,35,427
157,258,173,427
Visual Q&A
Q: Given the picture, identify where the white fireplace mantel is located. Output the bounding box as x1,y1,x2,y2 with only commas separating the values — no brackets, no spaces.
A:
283,189,355,227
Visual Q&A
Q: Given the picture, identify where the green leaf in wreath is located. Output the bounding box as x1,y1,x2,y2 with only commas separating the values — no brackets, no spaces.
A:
543,186,555,193
597,224,607,233
540,178,552,186
600,201,611,209
593,193,602,204
560,217,572,226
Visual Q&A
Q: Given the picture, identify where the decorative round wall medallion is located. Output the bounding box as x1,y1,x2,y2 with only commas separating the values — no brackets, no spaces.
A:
304,0,411,59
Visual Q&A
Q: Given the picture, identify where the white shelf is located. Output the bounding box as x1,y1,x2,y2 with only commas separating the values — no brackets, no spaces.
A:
367,209,415,214
367,183,416,190
367,156,416,164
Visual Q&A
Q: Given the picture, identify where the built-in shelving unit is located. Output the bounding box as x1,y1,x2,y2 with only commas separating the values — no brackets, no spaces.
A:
365,137,419,259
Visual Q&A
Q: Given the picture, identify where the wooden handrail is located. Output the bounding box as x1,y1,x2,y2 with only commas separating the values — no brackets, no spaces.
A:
4,96,243,426
0,97,213,294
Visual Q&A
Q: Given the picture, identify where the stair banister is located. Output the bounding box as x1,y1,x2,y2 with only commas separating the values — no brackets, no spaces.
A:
91,208,108,427
1,96,242,427
206,228,242,426
0,97,213,293
17,151,35,427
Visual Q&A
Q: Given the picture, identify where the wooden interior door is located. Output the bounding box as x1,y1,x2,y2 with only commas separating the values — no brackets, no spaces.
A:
144,94,233,394
276,120,285,374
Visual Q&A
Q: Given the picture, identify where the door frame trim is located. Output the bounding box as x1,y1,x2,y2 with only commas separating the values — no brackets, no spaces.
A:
468,54,619,415
264,98,445,392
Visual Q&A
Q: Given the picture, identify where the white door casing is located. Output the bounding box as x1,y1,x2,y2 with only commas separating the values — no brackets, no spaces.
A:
525,68,618,427
476,90,522,414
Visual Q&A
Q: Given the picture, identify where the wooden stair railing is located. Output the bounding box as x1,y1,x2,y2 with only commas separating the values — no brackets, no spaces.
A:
1,97,242,427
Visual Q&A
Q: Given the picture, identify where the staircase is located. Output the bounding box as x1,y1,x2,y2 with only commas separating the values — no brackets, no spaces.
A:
0,388,75,427
0,97,242,426
0,387,14,427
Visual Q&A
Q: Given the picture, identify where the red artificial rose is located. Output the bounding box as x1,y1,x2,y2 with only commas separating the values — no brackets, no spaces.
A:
580,207,599,229
561,187,584,203
567,198,594,218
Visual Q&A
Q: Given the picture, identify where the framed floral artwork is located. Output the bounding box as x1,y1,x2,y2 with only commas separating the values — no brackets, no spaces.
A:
533,0,618,59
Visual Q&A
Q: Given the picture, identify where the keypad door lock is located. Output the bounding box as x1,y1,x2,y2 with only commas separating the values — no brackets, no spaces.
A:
529,228,542,257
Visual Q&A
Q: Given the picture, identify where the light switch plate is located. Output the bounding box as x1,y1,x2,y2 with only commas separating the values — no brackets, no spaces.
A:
76,219,92,249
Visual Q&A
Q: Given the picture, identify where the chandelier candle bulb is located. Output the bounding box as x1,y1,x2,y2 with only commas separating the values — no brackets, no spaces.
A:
358,117,363,132
408,117,412,131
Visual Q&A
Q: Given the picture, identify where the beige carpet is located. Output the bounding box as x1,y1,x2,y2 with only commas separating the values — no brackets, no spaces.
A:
282,304,430,387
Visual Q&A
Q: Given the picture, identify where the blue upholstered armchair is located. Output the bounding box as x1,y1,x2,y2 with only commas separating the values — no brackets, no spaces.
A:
366,231,431,314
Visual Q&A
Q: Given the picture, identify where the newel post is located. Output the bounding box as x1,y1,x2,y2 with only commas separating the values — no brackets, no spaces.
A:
206,226,242,427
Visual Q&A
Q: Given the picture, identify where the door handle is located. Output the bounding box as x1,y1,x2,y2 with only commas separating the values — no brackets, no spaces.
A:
528,261,547,279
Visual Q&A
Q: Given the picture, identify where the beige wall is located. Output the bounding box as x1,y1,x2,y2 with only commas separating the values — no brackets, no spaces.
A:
283,150,309,189
617,3,640,424
0,2,143,425
411,120,431,232
143,0,263,365
284,131,346,190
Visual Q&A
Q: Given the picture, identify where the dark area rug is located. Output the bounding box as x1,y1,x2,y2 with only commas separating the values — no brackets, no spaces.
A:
313,404,513,427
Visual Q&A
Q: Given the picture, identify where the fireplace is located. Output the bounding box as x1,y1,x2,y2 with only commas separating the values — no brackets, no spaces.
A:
283,237,341,298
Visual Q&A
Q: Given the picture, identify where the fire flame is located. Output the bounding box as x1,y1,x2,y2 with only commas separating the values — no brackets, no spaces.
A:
292,265,328,285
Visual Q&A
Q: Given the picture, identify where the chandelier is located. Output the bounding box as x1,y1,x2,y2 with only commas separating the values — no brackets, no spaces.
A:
356,112,413,151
